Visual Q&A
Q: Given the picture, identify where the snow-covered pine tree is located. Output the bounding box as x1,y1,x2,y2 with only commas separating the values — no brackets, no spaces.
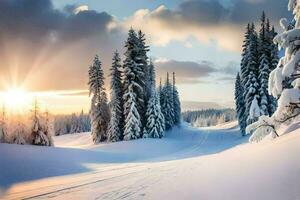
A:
70,113,79,133
143,89,165,138
146,59,156,100
108,51,123,142
235,73,247,136
258,54,271,116
11,122,27,145
257,13,279,117
268,22,279,114
161,73,175,130
244,24,260,125
123,29,143,140
77,110,85,133
247,0,300,142
241,24,253,86
0,105,7,143
137,30,149,130
89,55,110,143
30,98,53,146
258,12,271,116
173,72,181,125
143,66,165,138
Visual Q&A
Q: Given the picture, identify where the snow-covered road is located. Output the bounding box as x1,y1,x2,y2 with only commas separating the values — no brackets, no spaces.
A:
1,122,300,200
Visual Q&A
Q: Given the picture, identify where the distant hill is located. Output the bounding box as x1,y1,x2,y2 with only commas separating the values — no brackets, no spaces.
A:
181,101,224,111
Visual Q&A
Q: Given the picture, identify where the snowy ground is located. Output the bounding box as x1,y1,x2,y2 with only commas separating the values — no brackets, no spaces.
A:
1,122,300,200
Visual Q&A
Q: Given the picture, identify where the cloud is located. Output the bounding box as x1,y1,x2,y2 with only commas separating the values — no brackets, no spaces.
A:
122,0,290,52
73,5,89,14
155,59,217,84
0,0,125,91
219,61,240,75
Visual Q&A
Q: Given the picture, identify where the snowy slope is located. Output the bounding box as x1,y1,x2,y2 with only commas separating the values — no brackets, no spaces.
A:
1,122,300,200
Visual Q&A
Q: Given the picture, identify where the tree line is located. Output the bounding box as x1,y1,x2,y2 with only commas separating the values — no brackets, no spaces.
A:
235,12,279,136
182,109,236,127
88,29,181,143
54,111,90,136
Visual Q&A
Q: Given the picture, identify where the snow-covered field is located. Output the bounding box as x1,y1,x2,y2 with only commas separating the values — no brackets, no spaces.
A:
1,122,300,200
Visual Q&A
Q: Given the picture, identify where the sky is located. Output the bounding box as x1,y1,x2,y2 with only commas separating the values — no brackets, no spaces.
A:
0,0,291,114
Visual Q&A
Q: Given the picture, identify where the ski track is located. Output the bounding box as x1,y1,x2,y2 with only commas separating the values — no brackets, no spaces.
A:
2,123,243,200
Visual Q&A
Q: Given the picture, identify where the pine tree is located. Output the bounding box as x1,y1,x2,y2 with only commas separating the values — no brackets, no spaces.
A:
145,59,156,101
89,55,110,143
137,30,149,130
241,24,253,86
77,110,85,133
123,29,143,140
244,24,260,125
258,53,270,116
258,13,278,117
161,73,175,130
70,113,79,133
268,24,279,114
235,73,247,136
0,104,7,143
30,98,53,146
143,89,165,138
173,72,181,125
108,51,123,142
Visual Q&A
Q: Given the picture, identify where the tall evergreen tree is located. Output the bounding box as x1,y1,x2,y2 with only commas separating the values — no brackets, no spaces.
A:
241,24,253,86
244,24,260,125
143,61,165,138
161,73,175,130
89,55,110,143
136,30,149,129
108,51,124,142
145,59,156,101
123,29,143,140
173,72,181,125
235,73,246,136
268,24,279,114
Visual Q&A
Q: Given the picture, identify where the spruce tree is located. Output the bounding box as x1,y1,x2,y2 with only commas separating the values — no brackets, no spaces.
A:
244,24,260,125
30,98,53,146
123,29,143,140
241,24,253,86
136,30,149,129
235,73,247,136
173,72,181,125
108,51,123,142
268,24,279,114
161,73,175,130
143,89,165,138
0,105,7,143
89,55,110,143
258,53,270,116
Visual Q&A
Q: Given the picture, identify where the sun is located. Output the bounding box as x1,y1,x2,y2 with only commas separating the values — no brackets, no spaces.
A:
3,88,31,111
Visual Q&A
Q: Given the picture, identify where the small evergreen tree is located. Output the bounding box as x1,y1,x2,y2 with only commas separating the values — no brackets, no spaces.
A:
89,55,110,143
0,105,7,143
108,51,123,142
30,98,53,146
173,72,181,125
143,89,165,138
161,73,175,130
